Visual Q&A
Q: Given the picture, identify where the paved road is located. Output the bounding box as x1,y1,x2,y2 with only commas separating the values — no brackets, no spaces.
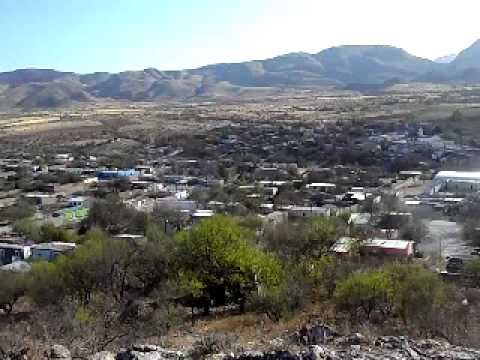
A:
420,220,473,259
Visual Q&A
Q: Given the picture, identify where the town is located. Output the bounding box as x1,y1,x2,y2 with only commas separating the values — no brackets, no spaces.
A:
2,95,480,358
1,106,479,265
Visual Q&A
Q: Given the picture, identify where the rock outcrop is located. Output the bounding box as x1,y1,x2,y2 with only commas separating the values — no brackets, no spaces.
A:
51,334,480,360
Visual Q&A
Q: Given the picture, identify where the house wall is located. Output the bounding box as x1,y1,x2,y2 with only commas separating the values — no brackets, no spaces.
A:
0,247,27,265
31,249,56,261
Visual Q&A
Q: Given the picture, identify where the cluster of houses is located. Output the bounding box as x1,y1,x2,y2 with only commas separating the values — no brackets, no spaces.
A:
1,118,480,272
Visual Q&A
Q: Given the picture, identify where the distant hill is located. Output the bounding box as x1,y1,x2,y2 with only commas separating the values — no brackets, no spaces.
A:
451,40,480,70
434,54,457,64
1,40,480,108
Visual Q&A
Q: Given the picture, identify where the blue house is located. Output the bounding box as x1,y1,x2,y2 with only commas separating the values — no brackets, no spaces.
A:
97,169,139,180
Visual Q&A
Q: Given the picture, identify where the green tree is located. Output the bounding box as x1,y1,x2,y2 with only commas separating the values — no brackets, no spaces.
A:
264,217,343,262
85,196,148,234
386,264,445,325
176,215,281,314
335,270,392,320
27,261,65,306
57,229,136,305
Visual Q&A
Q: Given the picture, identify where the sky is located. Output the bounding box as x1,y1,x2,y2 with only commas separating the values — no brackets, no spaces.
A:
1,0,479,73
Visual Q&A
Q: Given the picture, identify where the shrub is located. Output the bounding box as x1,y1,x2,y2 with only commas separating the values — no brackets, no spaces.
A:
335,270,392,320
189,333,237,360
335,264,445,326
386,264,445,325
13,218,42,242
0,272,27,314
40,223,77,243
0,199,36,221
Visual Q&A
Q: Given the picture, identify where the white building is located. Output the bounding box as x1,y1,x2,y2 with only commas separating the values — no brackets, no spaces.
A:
433,171,480,193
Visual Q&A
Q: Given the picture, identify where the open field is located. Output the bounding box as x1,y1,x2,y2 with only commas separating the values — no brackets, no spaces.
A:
1,85,480,142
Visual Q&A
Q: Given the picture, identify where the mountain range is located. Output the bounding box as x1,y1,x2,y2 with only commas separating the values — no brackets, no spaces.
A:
434,54,457,64
2,40,480,109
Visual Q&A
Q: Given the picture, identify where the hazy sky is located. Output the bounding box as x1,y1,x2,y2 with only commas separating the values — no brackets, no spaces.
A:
1,0,479,73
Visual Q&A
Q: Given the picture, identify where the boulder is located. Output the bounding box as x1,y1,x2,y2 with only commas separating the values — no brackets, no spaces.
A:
333,333,367,346
89,351,115,360
300,345,326,360
47,345,71,360
296,325,338,345
117,345,184,360
118,338,480,360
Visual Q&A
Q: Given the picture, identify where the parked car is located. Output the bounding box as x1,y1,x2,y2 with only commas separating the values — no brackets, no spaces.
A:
446,255,475,274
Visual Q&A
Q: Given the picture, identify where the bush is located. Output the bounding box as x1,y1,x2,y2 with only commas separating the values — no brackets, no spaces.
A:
335,270,391,320
0,199,36,221
13,218,42,242
248,267,310,322
0,272,27,314
386,264,445,325
27,261,65,306
40,223,77,243
335,264,445,326
84,196,148,234
189,333,237,360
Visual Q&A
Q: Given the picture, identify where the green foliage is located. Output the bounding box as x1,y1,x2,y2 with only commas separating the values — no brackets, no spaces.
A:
335,270,392,319
248,268,309,322
466,259,480,287
237,214,264,232
15,220,77,244
74,305,94,324
176,215,281,313
386,264,445,325
465,259,480,275
0,272,27,314
305,217,344,259
85,196,148,234
335,264,445,325
40,223,77,243
0,199,36,221
305,255,346,298
264,217,344,261
57,229,135,304
13,218,42,242
28,260,65,306
27,228,177,309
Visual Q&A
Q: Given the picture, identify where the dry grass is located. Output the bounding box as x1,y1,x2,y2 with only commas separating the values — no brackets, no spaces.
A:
159,303,337,351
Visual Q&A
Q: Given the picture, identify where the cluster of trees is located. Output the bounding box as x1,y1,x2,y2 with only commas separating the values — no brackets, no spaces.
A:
13,219,77,243
0,215,285,350
0,197,473,350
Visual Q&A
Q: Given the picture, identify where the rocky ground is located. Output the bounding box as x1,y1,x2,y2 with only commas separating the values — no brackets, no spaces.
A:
34,326,480,360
